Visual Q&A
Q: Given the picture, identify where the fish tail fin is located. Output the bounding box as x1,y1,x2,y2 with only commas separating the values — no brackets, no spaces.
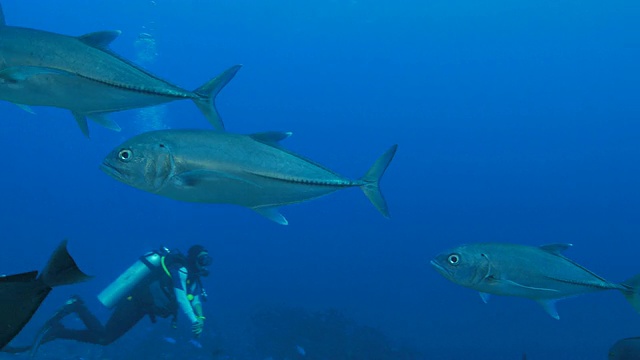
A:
621,274,640,314
359,144,398,217
192,64,242,131
40,240,92,288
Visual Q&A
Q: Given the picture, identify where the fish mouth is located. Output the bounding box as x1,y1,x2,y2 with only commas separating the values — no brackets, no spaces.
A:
100,161,123,179
430,260,451,276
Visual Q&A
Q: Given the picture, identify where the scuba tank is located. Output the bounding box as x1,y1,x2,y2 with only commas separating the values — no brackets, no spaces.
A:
97,247,170,308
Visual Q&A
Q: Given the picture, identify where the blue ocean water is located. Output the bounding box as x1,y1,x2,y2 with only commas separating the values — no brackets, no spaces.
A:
1,0,639,359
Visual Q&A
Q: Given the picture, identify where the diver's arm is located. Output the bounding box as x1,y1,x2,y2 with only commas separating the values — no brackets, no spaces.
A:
191,295,203,317
171,267,198,323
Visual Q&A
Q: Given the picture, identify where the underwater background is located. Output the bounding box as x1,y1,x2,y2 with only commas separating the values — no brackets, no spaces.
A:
1,0,640,359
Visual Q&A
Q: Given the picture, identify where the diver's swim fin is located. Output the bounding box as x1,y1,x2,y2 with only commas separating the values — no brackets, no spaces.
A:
29,295,82,358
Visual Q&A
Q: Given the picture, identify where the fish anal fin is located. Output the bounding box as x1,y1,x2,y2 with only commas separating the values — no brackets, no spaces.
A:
537,300,560,320
78,30,121,49
252,206,288,225
539,243,573,255
250,131,293,145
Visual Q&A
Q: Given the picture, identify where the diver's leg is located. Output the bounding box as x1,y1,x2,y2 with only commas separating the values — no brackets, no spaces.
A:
35,296,145,346
51,297,145,345
98,297,147,345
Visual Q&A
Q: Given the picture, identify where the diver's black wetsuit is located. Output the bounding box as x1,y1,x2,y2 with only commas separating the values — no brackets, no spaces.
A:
51,291,147,345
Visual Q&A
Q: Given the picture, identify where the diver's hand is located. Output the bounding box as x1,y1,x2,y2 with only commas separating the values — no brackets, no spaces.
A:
191,317,205,337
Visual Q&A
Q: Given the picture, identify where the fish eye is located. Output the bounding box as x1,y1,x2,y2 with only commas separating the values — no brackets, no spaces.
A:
448,254,460,265
118,149,132,161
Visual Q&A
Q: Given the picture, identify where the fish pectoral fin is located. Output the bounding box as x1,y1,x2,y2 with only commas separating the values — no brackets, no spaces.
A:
478,292,491,304
536,300,560,320
494,279,560,293
172,170,259,188
249,131,293,146
78,30,122,49
0,66,73,83
15,104,35,114
252,206,288,225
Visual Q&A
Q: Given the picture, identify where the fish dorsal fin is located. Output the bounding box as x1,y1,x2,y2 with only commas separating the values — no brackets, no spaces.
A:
78,30,121,49
0,4,5,26
539,243,573,255
250,131,293,145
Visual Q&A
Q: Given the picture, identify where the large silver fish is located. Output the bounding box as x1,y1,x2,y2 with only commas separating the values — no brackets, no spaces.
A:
0,4,240,137
431,243,640,319
101,129,397,225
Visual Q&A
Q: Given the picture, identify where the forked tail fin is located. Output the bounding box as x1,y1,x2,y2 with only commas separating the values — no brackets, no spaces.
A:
193,64,242,131
621,274,640,314
40,240,92,287
360,144,398,217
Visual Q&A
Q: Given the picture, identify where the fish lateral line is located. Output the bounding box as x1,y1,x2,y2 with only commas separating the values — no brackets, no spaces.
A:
249,171,358,187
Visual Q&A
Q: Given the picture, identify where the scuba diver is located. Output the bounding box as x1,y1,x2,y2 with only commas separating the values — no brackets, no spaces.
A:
30,245,212,354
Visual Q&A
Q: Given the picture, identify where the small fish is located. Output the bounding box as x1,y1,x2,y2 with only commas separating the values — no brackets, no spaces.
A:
162,336,177,344
0,4,240,137
431,243,640,319
0,240,91,350
609,337,640,360
296,345,306,356
101,129,397,225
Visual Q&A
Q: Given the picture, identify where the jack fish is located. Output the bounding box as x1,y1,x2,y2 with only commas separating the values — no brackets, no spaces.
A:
101,129,397,225
431,243,640,319
0,4,240,137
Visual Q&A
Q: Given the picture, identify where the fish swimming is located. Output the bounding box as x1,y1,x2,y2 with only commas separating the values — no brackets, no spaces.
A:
100,129,397,225
609,337,640,360
0,240,91,350
430,243,640,319
0,3,241,137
